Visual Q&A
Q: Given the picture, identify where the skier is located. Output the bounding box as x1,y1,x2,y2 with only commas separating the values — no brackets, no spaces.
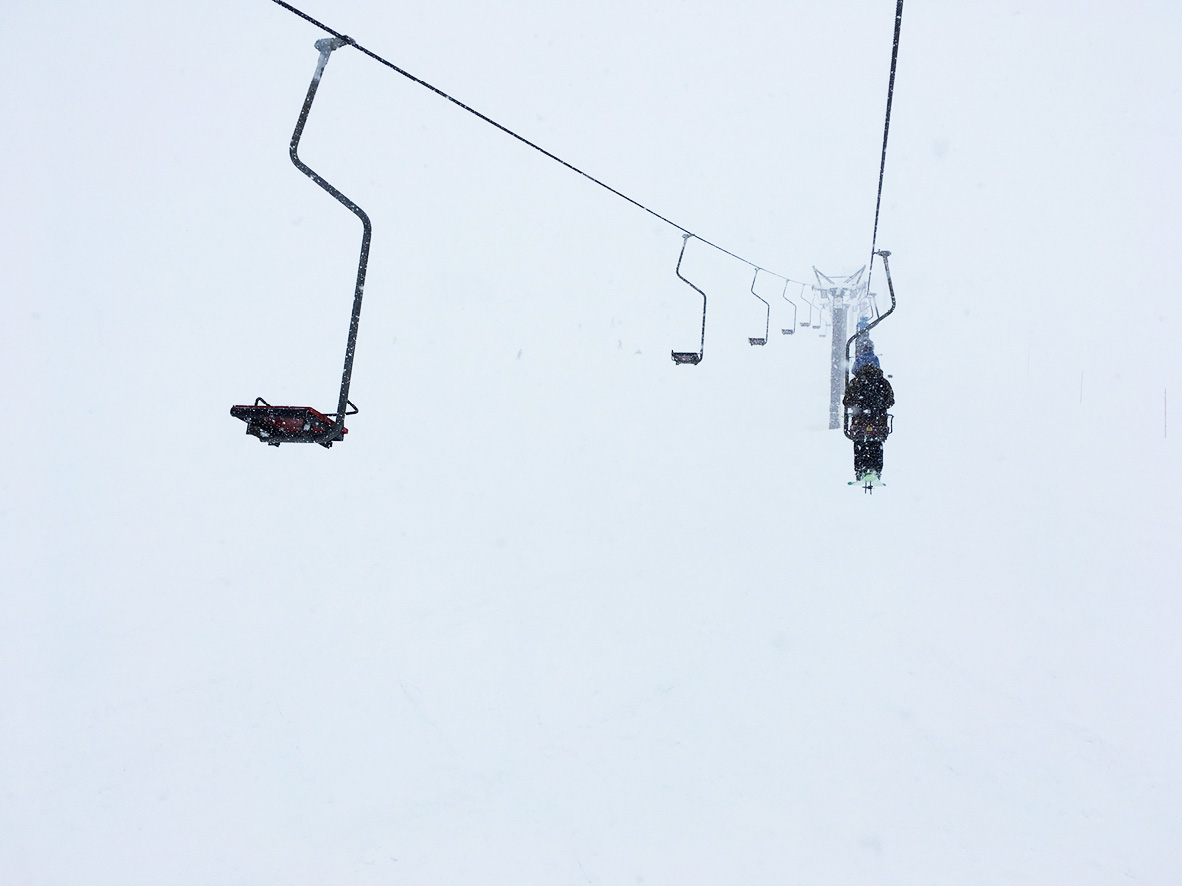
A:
843,327,894,483
850,318,879,374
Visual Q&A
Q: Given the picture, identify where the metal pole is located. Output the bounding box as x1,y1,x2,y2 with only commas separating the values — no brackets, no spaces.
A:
671,234,707,365
829,295,847,429
289,36,372,442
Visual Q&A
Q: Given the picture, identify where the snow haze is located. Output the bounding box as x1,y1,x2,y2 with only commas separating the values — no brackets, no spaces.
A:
2,1,1180,883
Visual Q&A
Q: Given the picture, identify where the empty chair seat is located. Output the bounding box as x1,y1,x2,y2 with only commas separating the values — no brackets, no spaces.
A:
230,399,346,447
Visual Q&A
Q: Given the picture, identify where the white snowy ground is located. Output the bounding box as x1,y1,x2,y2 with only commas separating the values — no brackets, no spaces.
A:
2,1,1181,883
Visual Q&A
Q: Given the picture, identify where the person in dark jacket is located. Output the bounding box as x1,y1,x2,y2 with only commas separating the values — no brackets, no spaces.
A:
843,359,894,481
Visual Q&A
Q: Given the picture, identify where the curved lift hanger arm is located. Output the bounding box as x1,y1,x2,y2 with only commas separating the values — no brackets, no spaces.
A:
779,279,798,335
291,37,370,442
748,268,770,346
671,234,707,365
230,37,367,448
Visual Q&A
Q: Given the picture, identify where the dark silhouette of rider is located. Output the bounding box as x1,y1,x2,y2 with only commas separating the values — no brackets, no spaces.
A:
843,333,894,481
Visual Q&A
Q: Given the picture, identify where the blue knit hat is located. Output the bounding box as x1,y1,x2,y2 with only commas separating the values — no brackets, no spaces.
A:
852,352,880,372
852,319,878,372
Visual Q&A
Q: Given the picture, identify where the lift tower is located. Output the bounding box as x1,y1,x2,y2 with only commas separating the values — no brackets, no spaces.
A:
812,266,871,429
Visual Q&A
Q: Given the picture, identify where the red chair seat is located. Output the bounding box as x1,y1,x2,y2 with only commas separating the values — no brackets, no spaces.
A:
230,402,346,447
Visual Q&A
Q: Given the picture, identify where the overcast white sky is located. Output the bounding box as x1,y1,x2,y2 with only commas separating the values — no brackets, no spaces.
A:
2,2,1180,883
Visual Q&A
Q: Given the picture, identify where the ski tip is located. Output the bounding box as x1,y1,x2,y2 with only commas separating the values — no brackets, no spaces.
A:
850,473,885,488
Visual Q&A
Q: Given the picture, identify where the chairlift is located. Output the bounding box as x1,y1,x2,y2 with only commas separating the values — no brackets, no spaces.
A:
846,412,894,443
798,287,821,329
231,36,371,448
231,397,357,446
747,268,770,346
671,234,707,365
811,266,866,336
813,288,830,334
851,285,880,330
780,280,799,335
843,249,898,444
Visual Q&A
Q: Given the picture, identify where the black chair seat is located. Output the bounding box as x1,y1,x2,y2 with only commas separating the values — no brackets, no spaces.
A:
230,402,345,447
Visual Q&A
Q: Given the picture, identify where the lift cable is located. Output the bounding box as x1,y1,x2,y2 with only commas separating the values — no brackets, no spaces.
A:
266,0,806,285
842,1,903,446
847,0,904,373
865,0,904,299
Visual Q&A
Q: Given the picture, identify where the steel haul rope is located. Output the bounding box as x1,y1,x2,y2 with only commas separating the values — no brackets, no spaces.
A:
266,0,805,285
866,0,904,296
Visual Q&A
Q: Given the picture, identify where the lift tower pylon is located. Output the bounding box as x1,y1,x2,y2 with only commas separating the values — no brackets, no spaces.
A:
812,267,868,429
